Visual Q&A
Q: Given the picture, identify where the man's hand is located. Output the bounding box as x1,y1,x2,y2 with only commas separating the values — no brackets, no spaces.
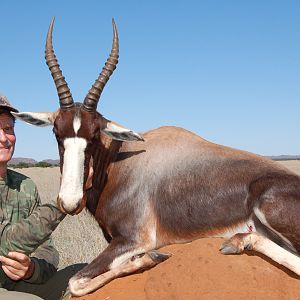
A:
0,251,35,280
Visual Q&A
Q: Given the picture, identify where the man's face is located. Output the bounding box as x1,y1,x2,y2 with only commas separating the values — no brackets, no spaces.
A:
0,113,16,164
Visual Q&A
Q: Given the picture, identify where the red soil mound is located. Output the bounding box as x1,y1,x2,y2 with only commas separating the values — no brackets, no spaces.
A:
72,238,300,300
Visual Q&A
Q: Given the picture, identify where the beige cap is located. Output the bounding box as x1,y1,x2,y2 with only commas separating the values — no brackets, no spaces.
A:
0,95,19,113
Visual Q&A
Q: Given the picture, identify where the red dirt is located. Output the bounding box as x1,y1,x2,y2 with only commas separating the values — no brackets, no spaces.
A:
72,238,300,300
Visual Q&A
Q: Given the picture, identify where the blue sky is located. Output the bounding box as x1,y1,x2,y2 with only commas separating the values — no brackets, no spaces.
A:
0,1,300,160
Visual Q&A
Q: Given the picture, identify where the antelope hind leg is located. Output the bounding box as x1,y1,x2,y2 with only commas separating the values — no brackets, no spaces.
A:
220,232,300,276
69,250,171,296
220,233,253,254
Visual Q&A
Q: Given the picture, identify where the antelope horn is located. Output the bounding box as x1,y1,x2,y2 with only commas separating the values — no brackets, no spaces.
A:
45,17,74,109
83,18,119,112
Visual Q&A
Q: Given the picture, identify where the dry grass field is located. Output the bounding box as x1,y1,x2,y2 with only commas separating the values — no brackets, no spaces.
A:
12,159,300,270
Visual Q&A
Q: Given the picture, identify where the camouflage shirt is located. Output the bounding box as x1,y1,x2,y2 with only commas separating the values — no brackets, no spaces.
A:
0,169,65,285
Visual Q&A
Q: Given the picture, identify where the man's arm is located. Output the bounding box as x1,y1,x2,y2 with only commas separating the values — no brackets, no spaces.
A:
25,239,59,284
0,204,65,257
0,173,65,283
0,204,65,283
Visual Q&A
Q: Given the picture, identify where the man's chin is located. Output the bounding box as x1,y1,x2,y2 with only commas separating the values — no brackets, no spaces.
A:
0,153,14,164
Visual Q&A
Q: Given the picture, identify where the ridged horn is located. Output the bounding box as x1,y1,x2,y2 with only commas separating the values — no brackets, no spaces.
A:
83,18,119,112
45,17,74,109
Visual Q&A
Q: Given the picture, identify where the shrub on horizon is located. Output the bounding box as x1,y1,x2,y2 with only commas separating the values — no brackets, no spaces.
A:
9,161,58,168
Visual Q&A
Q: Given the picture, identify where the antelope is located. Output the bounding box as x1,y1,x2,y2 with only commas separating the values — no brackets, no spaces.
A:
14,18,300,296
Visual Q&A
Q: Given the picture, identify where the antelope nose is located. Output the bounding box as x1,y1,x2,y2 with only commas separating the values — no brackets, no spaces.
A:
57,197,81,215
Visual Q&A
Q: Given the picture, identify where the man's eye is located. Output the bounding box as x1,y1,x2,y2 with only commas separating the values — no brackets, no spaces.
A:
2,126,14,134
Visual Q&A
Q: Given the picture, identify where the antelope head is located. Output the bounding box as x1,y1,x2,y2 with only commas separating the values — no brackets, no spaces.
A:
13,18,143,215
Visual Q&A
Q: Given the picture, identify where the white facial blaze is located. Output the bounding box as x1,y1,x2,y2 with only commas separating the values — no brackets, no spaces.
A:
59,137,87,212
73,115,81,135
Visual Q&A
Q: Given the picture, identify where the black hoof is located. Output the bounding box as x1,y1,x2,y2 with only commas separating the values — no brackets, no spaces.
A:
148,250,171,263
220,242,242,255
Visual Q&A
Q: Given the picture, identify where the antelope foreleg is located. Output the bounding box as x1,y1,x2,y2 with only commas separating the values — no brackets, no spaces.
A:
69,250,170,296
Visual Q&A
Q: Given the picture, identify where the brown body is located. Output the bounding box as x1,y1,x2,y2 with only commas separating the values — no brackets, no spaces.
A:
90,126,298,247
14,19,300,296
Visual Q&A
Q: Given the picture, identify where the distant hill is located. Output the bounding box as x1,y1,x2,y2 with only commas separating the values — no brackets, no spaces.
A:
8,157,59,166
8,157,37,166
42,159,60,165
7,155,300,167
267,155,300,161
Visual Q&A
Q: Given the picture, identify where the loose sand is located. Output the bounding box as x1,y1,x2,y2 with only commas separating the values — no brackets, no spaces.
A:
75,239,300,300
14,160,300,300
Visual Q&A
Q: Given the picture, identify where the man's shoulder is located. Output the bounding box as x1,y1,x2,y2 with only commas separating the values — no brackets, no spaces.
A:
7,169,37,191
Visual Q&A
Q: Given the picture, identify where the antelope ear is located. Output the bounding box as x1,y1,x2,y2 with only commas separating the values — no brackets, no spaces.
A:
101,117,144,142
12,111,58,127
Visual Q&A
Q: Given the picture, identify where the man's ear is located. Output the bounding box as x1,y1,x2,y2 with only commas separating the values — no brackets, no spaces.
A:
12,111,58,127
101,117,144,142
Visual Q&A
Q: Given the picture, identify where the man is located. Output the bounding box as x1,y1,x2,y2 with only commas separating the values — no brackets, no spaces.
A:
0,95,81,300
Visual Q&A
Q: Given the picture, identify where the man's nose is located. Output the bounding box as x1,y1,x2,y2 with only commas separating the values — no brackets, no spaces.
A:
0,129,8,142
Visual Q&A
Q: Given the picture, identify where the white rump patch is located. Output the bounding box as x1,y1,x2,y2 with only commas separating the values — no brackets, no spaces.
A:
59,137,87,212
